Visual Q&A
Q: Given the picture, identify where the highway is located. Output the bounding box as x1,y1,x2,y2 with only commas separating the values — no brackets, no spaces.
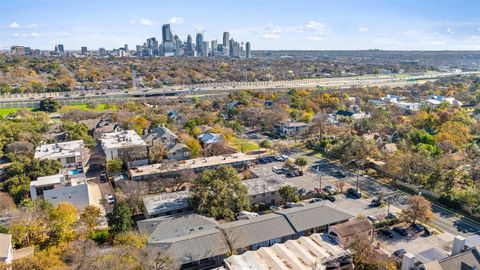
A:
0,71,479,108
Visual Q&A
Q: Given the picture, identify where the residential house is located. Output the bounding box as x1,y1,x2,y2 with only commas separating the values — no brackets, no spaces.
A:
396,102,422,112
34,140,90,170
276,120,309,137
139,204,353,269
79,118,120,139
224,233,354,270
100,130,148,166
197,133,223,145
242,177,293,205
382,143,398,154
423,95,463,108
335,110,371,122
328,218,374,248
0,234,13,266
29,174,91,210
143,125,191,161
407,235,480,270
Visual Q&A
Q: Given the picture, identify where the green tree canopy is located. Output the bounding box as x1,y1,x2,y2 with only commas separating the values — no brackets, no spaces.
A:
190,165,249,221
107,202,133,236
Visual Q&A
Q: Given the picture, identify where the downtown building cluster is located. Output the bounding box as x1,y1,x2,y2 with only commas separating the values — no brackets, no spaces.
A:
135,24,251,58
9,24,252,59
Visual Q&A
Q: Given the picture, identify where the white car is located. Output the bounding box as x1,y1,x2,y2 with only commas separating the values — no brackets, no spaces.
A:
106,194,116,205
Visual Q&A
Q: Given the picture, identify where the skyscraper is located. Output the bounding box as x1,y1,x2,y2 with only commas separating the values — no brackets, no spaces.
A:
223,32,230,56
81,46,87,55
245,42,251,58
57,44,64,53
196,33,204,56
211,40,218,57
146,37,158,54
124,44,129,52
162,24,172,42
186,35,193,56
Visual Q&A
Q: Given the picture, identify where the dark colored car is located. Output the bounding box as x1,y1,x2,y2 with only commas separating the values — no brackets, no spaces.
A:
325,195,336,202
100,171,108,183
393,248,407,258
393,226,408,236
386,213,398,220
347,188,362,199
370,199,382,207
411,224,424,232
380,228,395,238
333,170,347,178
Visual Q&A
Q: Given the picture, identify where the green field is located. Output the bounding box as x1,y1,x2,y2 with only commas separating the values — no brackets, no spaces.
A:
0,107,34,117
0,103,116,117
228,137,260,153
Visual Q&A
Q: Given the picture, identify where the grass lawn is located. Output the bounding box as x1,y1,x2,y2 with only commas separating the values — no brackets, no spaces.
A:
0,107,34,117
58,103,116,112
228,137,260,153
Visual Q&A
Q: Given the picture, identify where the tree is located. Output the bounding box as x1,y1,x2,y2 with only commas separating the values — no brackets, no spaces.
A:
279,185,300,202
61,121,96,147
294,157,308,170
259,139,273,153
49,202,78,244
79,205,101,236
401,195,434,225
107,202,133,236
149,142,168,163
113,231,147,249
190,165,249,221
348,236,396,270
39,98,61,112
0,192,15,214
107,158,123,175
182,135,202,158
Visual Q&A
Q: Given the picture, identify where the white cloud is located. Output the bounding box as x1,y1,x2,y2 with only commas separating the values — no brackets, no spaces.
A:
13,32,40,38
307,36,323,41
129,18,157,27
7,22,21,29
446,28,455,34
357,27,369,33
168,17,184,25
12,33,20,37
26,23,39,29
262,34,281,39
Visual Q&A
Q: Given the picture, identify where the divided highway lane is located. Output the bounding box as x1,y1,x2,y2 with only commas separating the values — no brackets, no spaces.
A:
1,71,478,104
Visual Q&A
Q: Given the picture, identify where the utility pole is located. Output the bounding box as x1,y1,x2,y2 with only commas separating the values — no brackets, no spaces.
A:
317,167,323,191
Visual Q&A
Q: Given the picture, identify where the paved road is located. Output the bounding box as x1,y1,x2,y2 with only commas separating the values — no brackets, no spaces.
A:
290,151,480,237
1,71,478,105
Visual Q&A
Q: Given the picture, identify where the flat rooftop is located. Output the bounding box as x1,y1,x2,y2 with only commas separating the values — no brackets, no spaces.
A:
34,140,84,160
30,174,64,187
100,130,146,150
130,153,256,178
143,190,190,216
242,176,293,195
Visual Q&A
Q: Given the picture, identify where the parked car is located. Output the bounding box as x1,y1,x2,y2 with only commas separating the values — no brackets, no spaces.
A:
367,215,378,223
393,226,408,236
100,171,108,183
287,170,301,177
272,167,282,174
370,199,382,207
424,226,433,236
386,213,398,220
106,194,116,205
325,195,336,202
347,188,362,199
286,202,305,208
380,227,395,238
393,248,407,258
333,170,347,178
310,198,323,203
323,185,336,194
411,224,424,232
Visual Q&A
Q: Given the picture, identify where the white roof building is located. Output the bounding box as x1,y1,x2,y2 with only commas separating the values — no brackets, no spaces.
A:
100,130,148,165
34,140,88,168
29,174,91,209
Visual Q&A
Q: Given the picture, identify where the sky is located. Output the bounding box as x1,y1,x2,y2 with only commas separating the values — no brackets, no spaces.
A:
1,0,480,51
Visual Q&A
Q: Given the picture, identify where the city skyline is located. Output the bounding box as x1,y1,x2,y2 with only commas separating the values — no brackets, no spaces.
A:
1,0,480,51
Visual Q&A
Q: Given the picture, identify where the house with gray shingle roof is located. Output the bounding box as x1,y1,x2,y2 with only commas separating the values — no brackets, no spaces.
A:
139,203,353,269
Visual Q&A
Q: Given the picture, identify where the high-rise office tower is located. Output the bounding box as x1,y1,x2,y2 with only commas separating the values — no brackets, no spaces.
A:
223,32,230,56
186,35,193,56
202,41,209,57
146,37,158,54
229,38,234,57
57,44,64,53
245,42,251,58
124,44,129,52
99,47,107,56
162,24,172,42
196,33,204,56
210,40,218,57
81,46,87,55
231,41,240,58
